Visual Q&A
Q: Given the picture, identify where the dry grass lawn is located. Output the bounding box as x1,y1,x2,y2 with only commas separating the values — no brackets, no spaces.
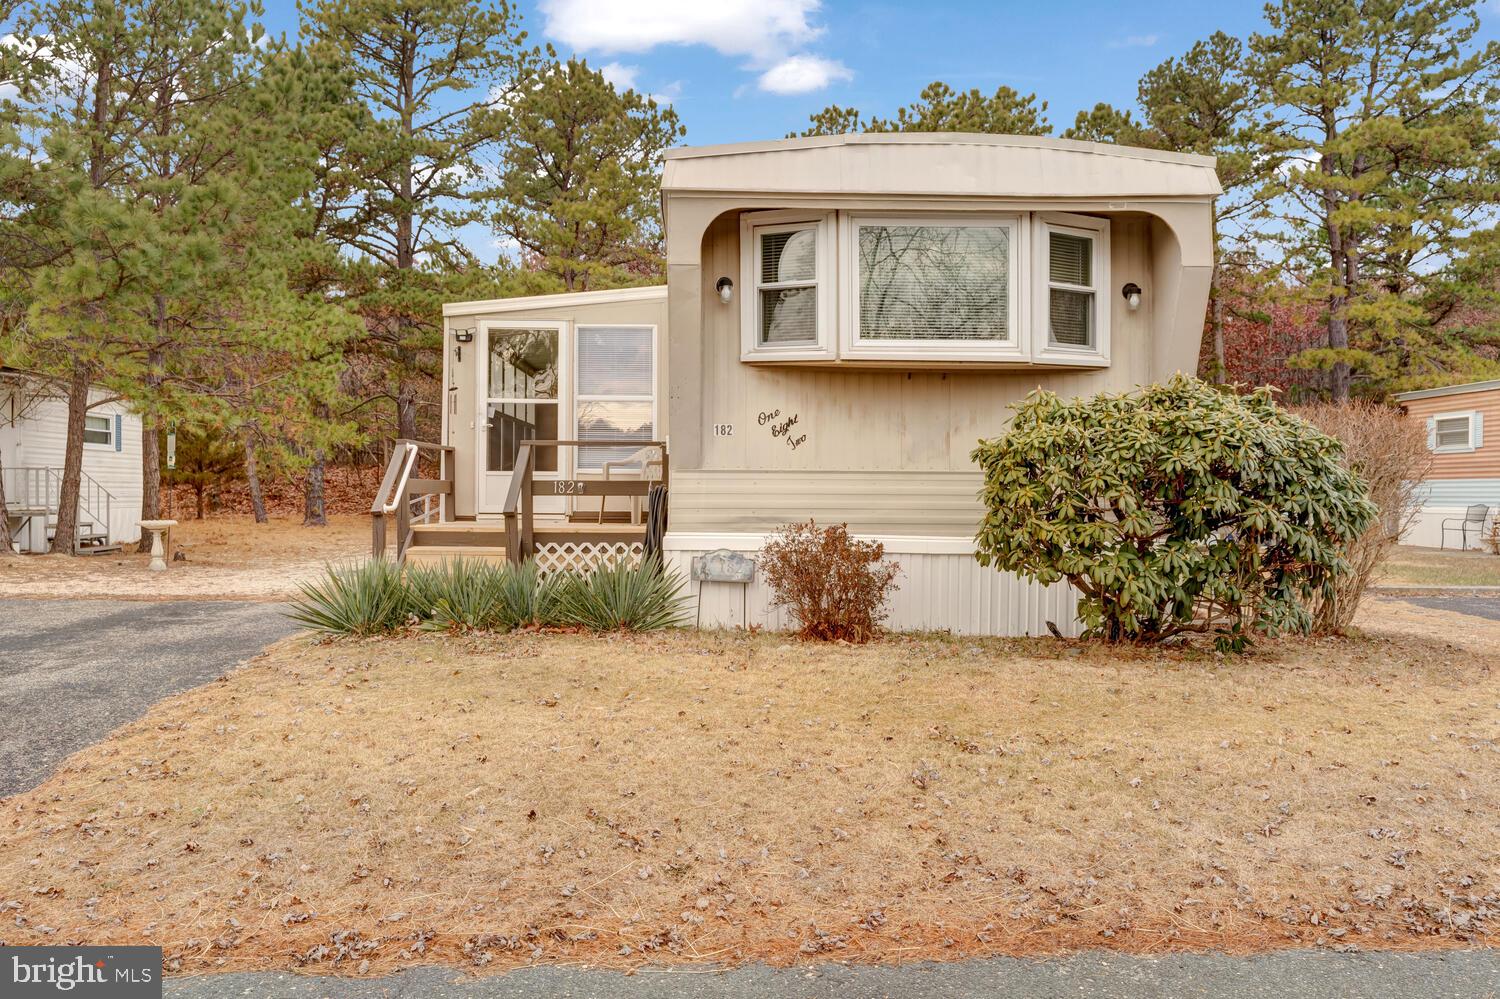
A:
1379,546,1500,588
1,598,1497,977
0,515,369,600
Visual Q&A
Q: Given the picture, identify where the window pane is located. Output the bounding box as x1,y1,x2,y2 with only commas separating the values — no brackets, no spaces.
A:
1435,417,1470,448
760,286,818,345
485,402,558,472
487,328,558,400
83,415,110,445
1050,232,1092,286
1049,288,1094,347
578,326,652,396
857,225,1009,341
576,401,654,469
760,229,815,284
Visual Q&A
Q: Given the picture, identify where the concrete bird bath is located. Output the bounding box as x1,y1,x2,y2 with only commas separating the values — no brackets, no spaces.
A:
138,519,178,572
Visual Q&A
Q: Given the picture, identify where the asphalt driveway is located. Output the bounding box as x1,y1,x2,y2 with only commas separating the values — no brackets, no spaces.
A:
1398,593,1500,621
0,597,298,797
166,949,1500,999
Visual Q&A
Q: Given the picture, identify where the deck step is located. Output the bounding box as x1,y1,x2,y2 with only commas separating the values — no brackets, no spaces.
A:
403,545,509,568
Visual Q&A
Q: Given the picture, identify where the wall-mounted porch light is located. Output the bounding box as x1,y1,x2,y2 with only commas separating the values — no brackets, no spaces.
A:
715,276,734,304
1121,283,1143,311
453,326,475,343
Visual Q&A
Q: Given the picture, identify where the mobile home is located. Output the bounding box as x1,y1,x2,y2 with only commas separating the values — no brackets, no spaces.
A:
376,133,1219,635
1394,380,1500,549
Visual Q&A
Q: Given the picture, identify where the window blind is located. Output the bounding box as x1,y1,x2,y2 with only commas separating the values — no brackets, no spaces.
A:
856,224,1010,341
760,230,815,283
576,401,654,468
1435,416,1471,449
577,326,652,396
1048,232,1095,348
83,414,111,446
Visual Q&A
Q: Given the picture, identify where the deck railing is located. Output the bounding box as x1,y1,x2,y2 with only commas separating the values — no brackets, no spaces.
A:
502,441,669,565
370,439,455,560
3,465,116,552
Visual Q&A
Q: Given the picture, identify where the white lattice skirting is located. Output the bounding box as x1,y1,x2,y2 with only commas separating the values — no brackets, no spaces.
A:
534,541,644,576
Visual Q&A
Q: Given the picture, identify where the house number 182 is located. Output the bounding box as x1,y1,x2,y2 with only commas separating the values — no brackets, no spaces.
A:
712,423,734,437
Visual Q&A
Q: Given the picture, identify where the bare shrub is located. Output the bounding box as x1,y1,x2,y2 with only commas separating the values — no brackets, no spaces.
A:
759,521,900,643
1295,401,1432,633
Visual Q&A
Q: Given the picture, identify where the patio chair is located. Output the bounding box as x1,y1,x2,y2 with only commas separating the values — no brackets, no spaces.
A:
597,445,664,525
1440,504,1489,550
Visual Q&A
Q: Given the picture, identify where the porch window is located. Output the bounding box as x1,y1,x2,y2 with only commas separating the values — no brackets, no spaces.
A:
485,325,559,473
847,216,1019,356
83,414,112,447
575,325,655,470
740,211,835,360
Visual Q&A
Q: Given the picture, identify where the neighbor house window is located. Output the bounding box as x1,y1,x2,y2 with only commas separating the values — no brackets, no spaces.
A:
847,217,1019,356
741,211,835,360
1430,411,1482,452
575,325,655,470
83,414,112,446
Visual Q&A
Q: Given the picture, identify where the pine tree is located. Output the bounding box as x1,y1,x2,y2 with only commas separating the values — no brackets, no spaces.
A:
1248,0,1500,400
797,81,1052,137
1064,32,1260,380
300,0,534,441
490,57,684,291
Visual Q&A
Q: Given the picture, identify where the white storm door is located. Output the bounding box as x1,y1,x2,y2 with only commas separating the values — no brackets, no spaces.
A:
477,320,569,515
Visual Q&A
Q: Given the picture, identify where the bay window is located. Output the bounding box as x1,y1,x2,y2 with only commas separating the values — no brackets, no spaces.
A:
740,208,1113,365
844,215,1022,360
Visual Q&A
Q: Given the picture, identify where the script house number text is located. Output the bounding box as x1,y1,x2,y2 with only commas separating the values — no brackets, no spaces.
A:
553,479,587,495
758,409,808,451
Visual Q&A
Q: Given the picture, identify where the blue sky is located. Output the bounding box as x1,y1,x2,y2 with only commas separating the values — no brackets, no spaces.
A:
256,0,1500,261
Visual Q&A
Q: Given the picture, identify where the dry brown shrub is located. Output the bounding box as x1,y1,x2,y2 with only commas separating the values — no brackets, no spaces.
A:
1296,401,1432,633
759,520,900,642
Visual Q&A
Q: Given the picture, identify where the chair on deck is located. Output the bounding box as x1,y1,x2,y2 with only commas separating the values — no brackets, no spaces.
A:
597,445,664,525
1440,504,1489,550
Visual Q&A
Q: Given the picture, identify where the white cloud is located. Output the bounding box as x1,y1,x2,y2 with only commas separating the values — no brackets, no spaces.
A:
541,0,849,94
1108,34,1160,49
540,0,823,61
599,61,640,91
757,54,852,95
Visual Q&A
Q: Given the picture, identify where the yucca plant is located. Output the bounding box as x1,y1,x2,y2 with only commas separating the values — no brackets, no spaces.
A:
286,559,411,636
494,560,567,629
554,557,692,632
409,558,511,632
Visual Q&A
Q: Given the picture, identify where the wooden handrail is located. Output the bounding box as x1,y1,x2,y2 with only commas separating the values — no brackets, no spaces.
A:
371,438,457,560
498,440,669,565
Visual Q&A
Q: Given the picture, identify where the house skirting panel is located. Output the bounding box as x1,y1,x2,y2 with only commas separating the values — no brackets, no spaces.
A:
662,532,1081,637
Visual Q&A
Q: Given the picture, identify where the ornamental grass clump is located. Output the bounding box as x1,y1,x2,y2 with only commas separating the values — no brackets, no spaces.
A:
972,375,1377,649
758,521,900,643
553,557,692,632
287,558,411,636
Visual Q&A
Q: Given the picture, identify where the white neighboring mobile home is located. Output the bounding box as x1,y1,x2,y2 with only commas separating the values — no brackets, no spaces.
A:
1,371,143,554
373,134,1219,636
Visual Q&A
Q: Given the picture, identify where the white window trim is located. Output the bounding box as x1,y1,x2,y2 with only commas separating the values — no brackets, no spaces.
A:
1032,212,1111,366
572,324,659,473
478,319,569,479
83,412,114,449
839,212,1029,362
740,210,836,361
1430,410,1482,453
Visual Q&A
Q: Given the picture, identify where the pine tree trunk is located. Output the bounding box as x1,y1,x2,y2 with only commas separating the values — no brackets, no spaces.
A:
141,421,160,524
194,482,205,520
243,434,268,524
303,456,327,527
50,364,91,554
396,374,418,440
0,449,13,554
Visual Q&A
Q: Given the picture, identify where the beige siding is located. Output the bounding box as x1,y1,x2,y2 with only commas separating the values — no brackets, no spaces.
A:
1400,388,1500,480
683,213,1158,532
668,470,985,536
